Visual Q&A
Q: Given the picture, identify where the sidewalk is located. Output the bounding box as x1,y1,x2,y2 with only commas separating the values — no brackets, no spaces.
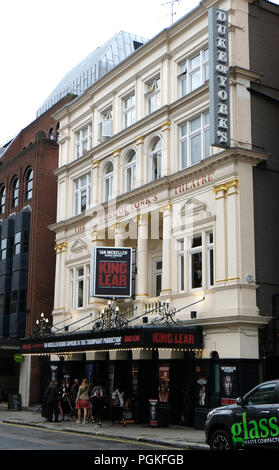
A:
0,403,209,450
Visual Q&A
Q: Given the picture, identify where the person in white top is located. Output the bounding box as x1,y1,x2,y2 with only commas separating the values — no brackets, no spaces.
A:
110,386,126,426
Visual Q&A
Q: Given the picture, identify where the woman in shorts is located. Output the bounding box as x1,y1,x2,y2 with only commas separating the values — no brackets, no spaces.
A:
75,378,90,424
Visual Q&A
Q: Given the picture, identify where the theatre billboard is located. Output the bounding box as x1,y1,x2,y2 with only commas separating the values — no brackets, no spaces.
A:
91,247,135,299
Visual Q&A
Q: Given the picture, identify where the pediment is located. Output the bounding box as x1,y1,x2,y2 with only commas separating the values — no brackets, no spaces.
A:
70,238,88,253
182,197,207,214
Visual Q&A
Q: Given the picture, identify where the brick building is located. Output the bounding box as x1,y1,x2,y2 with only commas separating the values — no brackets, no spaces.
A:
0,94,75,404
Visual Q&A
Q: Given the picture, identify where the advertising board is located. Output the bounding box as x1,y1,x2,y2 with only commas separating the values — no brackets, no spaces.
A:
91,246,135,299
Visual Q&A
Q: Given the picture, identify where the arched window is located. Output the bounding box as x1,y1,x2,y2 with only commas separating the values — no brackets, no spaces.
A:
150,138,162,181
0,186,6,214
125,150,136,192
25,168,33,201
11,178,19,209
49,128,54,140
104,162,114,202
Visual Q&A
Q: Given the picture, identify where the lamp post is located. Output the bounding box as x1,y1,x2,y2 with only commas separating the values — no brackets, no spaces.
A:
33,312,51,337
94,300,130,331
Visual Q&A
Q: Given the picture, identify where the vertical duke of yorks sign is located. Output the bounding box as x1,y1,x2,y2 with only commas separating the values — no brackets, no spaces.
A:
208,7,230,148
91,247,134,298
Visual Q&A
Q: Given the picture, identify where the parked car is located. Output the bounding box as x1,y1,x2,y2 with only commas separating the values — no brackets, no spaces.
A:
205,380,279,450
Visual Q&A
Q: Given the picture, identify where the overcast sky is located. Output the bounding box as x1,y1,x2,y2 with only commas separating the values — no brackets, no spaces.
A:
1,0,278,147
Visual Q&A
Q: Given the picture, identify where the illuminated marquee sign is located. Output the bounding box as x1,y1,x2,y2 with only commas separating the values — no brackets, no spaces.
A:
21,326,203,355
209,7,230,148
91,246,135,299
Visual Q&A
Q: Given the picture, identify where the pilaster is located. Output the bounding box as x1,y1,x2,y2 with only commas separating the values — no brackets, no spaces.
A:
136,214,149,298
161,203,172,296
135,136,145,187
161,121,171,177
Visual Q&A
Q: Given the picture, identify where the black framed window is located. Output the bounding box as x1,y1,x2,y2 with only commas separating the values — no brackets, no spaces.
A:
11,178,19,208
25,168,33,201
14,232,21,255
11,291,18,314
1,238,7,260
0,186,6,214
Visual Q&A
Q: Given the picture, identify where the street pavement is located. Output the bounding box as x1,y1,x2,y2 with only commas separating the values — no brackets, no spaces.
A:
0,402,209,450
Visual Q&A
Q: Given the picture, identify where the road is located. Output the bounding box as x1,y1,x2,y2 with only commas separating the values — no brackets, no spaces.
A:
0,422,179,451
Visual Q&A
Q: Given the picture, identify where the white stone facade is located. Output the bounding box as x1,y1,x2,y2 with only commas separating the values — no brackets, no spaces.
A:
50,0,269,363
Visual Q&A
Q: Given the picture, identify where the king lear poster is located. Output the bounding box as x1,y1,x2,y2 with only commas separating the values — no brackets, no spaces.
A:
91,247,134,298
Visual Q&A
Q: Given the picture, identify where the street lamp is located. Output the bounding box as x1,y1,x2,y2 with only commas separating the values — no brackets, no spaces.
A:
33,312,51,337
94,300,129,331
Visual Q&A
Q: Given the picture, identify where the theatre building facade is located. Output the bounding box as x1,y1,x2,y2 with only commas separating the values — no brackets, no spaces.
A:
21,0,279,427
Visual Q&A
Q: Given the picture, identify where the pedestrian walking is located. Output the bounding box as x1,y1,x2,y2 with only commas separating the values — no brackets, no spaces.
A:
45,379,59,422
60,380,72,420
75,378,90,424
91,384,104,426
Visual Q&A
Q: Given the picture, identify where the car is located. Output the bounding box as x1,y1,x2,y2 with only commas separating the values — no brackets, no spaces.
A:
205,380,279,450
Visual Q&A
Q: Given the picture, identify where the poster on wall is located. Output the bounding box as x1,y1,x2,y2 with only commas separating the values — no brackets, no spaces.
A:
91,247,135,298
220,366,238,405
132,364,139,397
158,365,170,403
197,376,208,407
149,399,158,427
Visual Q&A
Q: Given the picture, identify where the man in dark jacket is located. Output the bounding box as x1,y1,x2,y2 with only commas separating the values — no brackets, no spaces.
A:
45,380,59,422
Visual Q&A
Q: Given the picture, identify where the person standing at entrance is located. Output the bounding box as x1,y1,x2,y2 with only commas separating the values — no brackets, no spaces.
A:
45,380,59,423
91,384,104,426
70,379,79,402
110,385,126,426
75,378,90,424
70,379,79,418
60,380,72,420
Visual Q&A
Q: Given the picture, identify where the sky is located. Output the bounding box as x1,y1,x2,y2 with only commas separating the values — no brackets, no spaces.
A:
0,0,278,147
0,0,201,146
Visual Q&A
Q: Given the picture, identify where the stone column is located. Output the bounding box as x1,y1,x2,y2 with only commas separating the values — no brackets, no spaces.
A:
53,241,67,313
112,149,121,198
19,355,31,408
135,136,145,187
161,204,172,297
91,230,106,320
53,243,61,312
161,121,171,177
226,179,240,281
59,242,67,310
202,231,208,288
136,213,149,298
114,223,125,247
213,184,227,284
92,160,100,206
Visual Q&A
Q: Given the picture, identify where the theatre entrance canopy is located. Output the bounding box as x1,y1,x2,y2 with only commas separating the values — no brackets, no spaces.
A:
20,325,203,357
